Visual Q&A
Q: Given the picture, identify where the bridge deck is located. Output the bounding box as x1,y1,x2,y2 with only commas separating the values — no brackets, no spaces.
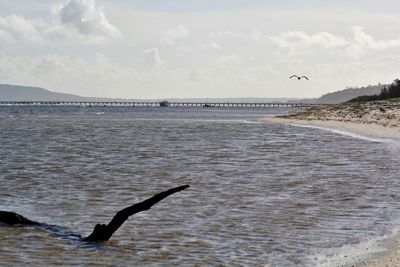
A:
0,101,320,108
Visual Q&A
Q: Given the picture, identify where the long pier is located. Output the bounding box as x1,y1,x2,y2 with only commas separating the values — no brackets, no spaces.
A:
0,101,319,108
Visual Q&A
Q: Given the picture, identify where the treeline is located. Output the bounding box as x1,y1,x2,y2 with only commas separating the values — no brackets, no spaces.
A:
348,79,400,102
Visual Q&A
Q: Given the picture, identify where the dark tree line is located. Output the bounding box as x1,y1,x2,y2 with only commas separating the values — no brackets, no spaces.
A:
348,79,400,102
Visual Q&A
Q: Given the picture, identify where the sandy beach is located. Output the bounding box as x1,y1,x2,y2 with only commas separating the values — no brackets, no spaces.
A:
262,102,400,266
261,102,400,141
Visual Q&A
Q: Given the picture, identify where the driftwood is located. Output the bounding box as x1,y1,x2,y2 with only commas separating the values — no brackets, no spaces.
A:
0,185,190,242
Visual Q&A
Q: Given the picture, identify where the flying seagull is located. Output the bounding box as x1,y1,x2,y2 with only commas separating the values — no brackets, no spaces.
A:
289,75,309,80
0,185,189,242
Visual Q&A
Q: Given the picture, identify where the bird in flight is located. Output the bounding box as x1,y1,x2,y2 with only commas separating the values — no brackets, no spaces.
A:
0,185,189,242
289,75,309,80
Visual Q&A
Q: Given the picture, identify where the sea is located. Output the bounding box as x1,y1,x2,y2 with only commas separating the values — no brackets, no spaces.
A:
1,105,400,267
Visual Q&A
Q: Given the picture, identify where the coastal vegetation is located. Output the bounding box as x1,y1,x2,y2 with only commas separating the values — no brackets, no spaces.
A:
348,79,400,102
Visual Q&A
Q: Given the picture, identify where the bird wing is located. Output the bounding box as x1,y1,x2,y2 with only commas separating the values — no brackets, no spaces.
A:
300,76,309,80
289,75,299,79
104,185,190,239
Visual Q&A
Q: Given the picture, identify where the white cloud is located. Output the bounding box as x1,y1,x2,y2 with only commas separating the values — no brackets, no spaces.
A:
0,0,121,44
269,31,348,51
270,27,400,60
57,0,121,39
161,25,188,45
141,48,164,68
346,26,400,59
0,15,43,42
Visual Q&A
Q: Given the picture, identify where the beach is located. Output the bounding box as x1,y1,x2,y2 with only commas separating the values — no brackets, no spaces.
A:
262,102,400,266
261,102,400,141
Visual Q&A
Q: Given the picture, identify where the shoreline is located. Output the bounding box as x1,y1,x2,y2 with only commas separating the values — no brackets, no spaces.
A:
261,103,400,266
261,116,400,141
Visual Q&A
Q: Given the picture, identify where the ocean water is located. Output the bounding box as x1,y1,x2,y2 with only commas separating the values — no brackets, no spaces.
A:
1,105,400,266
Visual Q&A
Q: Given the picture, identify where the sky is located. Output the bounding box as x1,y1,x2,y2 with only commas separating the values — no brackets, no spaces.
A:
0,0,399,99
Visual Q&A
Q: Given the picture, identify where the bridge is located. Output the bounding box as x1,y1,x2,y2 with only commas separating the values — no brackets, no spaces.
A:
0,101,319,108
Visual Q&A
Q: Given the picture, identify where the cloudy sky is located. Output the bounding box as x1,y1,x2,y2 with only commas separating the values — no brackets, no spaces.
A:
0,0,399,99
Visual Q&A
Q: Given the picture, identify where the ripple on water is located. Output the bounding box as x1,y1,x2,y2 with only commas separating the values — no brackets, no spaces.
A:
1,106,400,266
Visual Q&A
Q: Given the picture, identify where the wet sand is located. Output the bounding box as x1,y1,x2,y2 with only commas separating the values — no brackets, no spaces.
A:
261,117,400,141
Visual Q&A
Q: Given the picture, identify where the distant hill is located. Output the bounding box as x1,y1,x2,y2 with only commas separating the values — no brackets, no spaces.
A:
0,84,126,101
0,84,301,103
316,84,386,104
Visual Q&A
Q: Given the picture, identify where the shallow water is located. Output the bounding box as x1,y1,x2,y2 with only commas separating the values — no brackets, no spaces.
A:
1,106,400,266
